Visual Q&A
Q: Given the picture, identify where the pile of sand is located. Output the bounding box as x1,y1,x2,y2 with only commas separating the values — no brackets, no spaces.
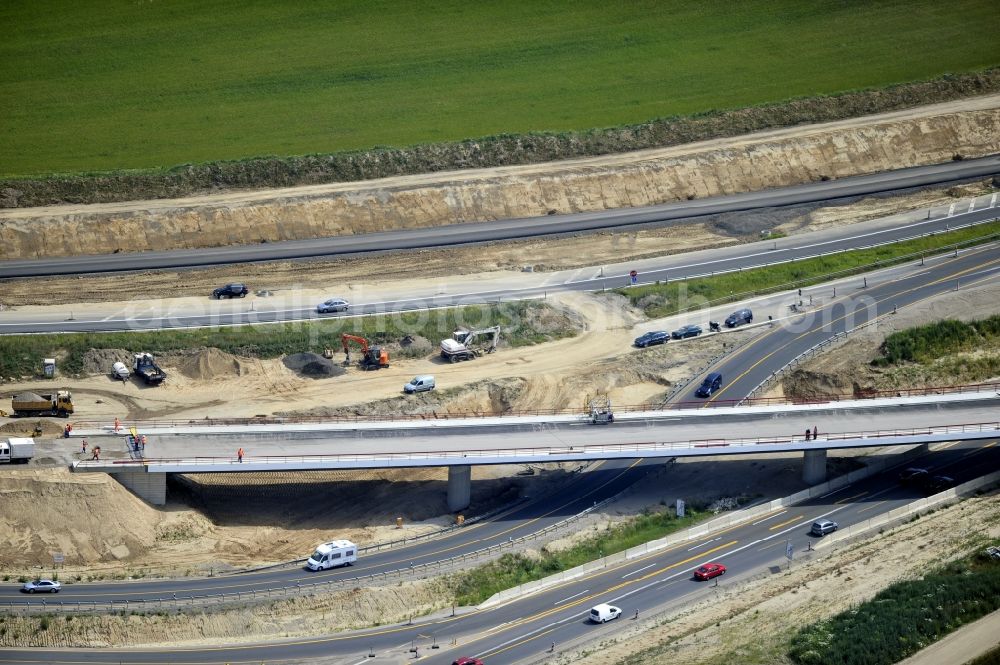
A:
0,420,64,436
173,347,245,380
282,352,345,378
81,348,131,376
0,469,161,566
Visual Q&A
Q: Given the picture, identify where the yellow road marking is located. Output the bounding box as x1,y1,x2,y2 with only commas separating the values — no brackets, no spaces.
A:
768,515,803,530
963,441,997,456
835,491,868,505
857,500,888,514
701,249,1000,406
477,540,739,658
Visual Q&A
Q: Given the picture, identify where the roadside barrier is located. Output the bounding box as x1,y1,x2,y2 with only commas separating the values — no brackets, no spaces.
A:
476,442,984,608
2,465,638,615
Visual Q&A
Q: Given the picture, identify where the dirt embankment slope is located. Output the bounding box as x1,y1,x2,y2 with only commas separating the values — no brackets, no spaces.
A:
1,95,998,260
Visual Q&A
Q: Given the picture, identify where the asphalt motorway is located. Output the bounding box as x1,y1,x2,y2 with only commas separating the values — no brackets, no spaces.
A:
1,205,998,334
672,241,1000,404
2,440,996,664
1,155,998,279
0,459,657,605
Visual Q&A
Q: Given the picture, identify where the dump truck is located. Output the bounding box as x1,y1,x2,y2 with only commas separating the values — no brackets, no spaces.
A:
440,326,501,362
133,353,167,385
10,391,74,417
0,437,34,464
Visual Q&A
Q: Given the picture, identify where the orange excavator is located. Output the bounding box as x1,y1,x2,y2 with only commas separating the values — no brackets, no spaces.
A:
341,334,389,370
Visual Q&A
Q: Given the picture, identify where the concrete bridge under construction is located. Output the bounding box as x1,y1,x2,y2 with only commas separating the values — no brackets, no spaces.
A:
71,391,1000,510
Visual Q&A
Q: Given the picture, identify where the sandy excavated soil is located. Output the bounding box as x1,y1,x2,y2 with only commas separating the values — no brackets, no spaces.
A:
0,291,756,421
0,179,994,307
0,462,585,577
2,95,998,260
773,279,1000,400
561,490,1000,665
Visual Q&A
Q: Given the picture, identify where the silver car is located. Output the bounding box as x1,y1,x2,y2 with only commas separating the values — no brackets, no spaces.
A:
317,298,350,314
22,579,61,593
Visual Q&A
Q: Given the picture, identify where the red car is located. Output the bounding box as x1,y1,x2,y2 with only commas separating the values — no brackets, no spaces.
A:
453,658,484,665
693,562,726,580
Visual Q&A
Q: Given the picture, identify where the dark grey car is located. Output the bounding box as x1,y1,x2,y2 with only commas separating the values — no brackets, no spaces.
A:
725,308,753,327
671,324,703,339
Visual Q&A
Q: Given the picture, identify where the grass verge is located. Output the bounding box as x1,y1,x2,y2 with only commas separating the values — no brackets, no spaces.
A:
618,220,1000,319
449,504,710,606
875,315,1000,365
788,543,1000,665
0,300,577,379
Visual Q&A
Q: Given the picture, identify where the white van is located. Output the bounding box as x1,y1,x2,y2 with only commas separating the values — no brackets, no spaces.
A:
404,375,435,393
306,539,358,571
589,603,622,623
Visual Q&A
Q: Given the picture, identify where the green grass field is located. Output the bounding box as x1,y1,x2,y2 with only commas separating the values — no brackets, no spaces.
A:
2,0,998,177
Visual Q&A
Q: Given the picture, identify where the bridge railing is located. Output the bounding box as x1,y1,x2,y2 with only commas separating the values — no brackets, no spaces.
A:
65,382,1000,432
73,420,1000,470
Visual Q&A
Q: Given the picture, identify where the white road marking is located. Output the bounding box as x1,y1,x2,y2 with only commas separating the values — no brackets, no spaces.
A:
622,564,655,579
687,537,720,551
751,510,788,525
553,589,590,604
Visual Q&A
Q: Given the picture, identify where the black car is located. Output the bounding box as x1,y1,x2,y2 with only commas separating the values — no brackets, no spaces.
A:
695,372,723,397
725,308,753,327
899,467,929,485
671,324,703,339
920,475,955,494
213,283,249,299
634,331,669,348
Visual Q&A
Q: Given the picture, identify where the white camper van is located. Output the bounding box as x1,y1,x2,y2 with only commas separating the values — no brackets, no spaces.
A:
306,540,358,571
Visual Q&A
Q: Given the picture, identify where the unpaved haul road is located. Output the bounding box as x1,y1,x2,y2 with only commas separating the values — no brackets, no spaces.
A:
0,155,998,278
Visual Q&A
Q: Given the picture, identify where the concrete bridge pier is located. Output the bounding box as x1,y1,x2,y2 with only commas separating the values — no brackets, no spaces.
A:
802,449,827,485
113,469,167,505
448,465,472,512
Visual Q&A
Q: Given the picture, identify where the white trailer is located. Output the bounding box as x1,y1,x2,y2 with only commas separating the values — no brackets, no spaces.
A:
306,539,357,571
0,437,34,464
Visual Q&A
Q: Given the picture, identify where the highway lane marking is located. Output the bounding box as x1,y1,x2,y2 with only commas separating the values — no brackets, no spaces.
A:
687,537,722,551
623,564,656,578
817,487,849,499
962,441,997,456
45,459,646,601
751,510,788,525
857,500,888,514
757,540,788,552
478,481,912,661
937,440,963,450
476,540,739,659
8,482,904,661
768,515,803,530
553,589,590,604
700,247,1000,406
835,491,868,505
476,625,560,661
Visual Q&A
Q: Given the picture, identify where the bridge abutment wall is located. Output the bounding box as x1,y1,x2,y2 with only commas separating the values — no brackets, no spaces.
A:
113,470,168,505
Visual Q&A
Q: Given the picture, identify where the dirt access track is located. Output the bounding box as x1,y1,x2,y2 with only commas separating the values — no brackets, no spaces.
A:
1,95,998,259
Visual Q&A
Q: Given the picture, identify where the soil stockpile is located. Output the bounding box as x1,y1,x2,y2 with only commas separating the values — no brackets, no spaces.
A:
281,352,345,378
171,347,245,380
0,469,160,565
81,348,130,376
